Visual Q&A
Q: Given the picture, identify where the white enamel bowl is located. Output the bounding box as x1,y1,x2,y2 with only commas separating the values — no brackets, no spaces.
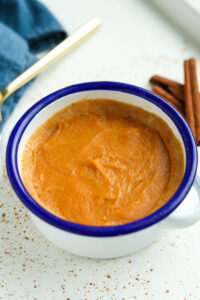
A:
6,81,200,258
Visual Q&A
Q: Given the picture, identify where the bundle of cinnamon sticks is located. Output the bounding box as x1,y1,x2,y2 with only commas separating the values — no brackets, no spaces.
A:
150,58,200,145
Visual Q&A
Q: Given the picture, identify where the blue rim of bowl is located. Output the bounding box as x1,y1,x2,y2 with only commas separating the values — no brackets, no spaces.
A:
6,81,197,237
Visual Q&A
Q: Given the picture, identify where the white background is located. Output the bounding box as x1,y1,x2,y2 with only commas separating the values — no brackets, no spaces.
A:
1,0,200,299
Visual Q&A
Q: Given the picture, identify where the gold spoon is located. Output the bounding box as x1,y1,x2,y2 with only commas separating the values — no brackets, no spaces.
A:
0,17,101,122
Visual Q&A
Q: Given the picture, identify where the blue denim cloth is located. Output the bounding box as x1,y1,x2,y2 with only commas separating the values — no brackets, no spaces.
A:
0,0,67,130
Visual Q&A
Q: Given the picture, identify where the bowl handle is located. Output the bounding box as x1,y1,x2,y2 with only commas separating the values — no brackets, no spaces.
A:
163,174,200,229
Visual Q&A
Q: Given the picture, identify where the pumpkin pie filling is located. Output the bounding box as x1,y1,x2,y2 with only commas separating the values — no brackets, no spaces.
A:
21,99,185,225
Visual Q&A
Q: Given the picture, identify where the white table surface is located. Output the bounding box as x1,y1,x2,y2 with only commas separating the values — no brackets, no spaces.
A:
1,0,200,299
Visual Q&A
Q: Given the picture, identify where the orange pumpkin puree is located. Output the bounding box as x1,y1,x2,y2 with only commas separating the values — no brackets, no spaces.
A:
21,99,185,225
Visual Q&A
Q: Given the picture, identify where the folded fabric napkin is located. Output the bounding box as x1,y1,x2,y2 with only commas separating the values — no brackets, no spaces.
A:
0,0,67,131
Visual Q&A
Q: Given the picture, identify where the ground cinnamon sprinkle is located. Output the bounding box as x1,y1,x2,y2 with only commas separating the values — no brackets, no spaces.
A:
135,277,140,281
150,57,200,145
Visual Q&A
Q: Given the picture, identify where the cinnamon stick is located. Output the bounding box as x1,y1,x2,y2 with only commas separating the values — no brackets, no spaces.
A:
150,75,200,103
152,85,184,115
168,86,184,102
150,75,183,89
184,60,196,139
189,58,200,143
150,63,200,145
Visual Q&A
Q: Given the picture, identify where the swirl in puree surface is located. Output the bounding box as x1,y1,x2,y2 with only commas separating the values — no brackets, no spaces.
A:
21,99,185,225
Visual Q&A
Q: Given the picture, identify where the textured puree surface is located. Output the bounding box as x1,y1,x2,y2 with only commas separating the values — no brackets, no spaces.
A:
21,99,185,225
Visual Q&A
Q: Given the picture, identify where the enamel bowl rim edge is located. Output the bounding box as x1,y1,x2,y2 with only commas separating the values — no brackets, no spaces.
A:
5,81,198,237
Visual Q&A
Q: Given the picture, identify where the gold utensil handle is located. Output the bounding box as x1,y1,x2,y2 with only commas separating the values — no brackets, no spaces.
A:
1,17,101,102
